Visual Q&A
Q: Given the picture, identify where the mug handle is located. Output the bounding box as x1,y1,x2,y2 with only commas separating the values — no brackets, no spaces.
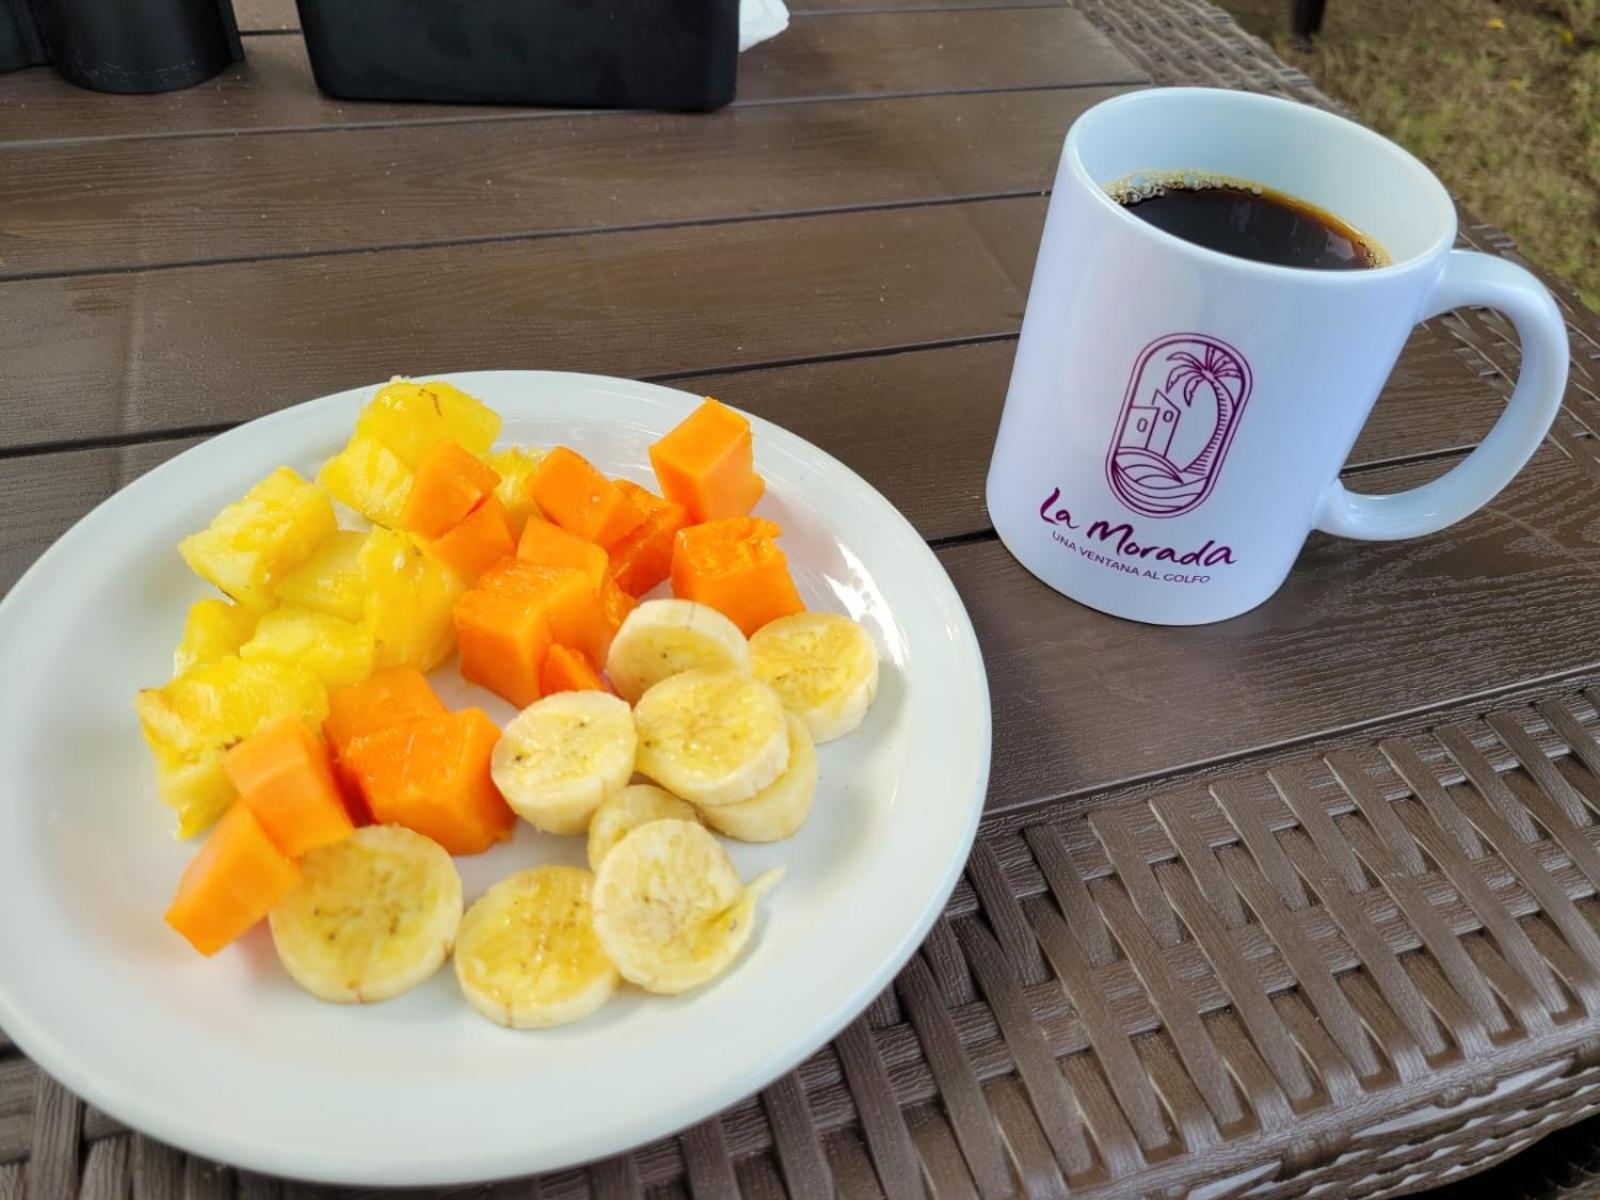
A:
1315,250,1569,540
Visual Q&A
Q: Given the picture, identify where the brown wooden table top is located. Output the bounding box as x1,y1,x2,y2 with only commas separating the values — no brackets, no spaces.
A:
7,0,1600,1197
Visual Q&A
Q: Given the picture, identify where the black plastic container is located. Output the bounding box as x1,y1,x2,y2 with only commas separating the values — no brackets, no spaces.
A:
0,0,241,93
296,0,739,112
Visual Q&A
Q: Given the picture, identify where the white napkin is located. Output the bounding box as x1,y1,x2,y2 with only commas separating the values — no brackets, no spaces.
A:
739,0,789,51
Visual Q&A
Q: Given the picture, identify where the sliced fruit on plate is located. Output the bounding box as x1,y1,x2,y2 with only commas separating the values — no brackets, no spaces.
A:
166,802,301,956
324,667,446,817
399,439,502,540
586,783,699,871
453,572,555,710
173,598,258,677
271,529,368,623
360,528,465,672
317,435,413,529
269,825,463,1003
604,597,750,703
225,717,353,858
178,467,337,610
670,517,804,637
355,379,501,469
633,667,788,807
491,690,636,834
530,447,645,547
697,713,817,843
607,483,688,597
648,397,765,523
428,496,516,580
749,611,880,744
240,606,375,688
592,819,781,995
516,517,609,586
346,708,513,855
540,644,612,696
136,655,329,836
455,865,619,1029
486,446,548,536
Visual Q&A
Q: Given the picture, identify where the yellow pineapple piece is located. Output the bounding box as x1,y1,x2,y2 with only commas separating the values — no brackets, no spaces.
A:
360,528,465,672
355,379,502,468
272,529,368,622
240,606,375,688
173,598,258,677
487,446,548,534
135,655,328,836
317,435,413,528
178,468,337,609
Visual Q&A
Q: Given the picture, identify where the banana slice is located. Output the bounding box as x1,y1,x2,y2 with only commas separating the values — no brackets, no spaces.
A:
749,612,880,743
606,599,751,703
269,825,462,1004
699,713,817,843
591,819,782,994
634,668,788,807
491,691,637,834
454,866,619,1029
587,784,701,871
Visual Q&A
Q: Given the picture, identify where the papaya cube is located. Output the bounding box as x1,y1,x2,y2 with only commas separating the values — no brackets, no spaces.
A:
224,718,352,858
173,598,258,677
239,606,375,688
429,496,516,580
648,398,766,523
317,435,414,529
272,529,368,623
346,709,513,855
607,498,688,596
541,645,613,696
165,803,300,956
529,447,645,547
355,380,501,469
453,572,555,709
324,668,447,818
178,467,337,610
671,517,804,636
399,439,502,539
517,517,609,587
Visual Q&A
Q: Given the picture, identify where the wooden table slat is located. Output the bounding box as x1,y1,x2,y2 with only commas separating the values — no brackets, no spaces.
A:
0,10,1143,146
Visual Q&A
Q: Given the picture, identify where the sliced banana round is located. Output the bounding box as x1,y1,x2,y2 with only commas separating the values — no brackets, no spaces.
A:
587,784,701,871
750,612,880,743
606,598,751,703
592,819,783,994
454,866,619,1030
269,825,462,1004
699,713,817,843
634,668,789,807
491,690,637,835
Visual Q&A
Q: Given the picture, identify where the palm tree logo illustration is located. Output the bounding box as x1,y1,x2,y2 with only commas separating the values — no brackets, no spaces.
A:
1107,335,1252,518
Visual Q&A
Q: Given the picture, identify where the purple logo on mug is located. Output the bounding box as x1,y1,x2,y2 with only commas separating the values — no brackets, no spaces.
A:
1105,334,1252,519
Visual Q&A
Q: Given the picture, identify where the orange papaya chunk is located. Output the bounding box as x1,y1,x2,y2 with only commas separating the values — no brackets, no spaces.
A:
224,717,352,858
529,447,645,547
671,517,804,636
399,439,501,539
648,398,765,523
165,803,300,956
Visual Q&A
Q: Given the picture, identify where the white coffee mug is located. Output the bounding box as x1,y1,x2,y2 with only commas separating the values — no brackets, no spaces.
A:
987,88,1569,625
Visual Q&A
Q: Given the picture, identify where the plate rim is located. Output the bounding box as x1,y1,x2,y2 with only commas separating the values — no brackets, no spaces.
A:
0,370,991,1185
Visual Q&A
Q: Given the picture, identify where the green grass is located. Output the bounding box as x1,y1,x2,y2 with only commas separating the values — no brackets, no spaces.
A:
1214,0,1600,309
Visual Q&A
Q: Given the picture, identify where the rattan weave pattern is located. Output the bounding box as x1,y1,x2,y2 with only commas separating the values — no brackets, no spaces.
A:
8,2,1600,1199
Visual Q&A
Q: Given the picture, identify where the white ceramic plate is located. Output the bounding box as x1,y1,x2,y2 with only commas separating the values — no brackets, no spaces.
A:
0,372,990,1186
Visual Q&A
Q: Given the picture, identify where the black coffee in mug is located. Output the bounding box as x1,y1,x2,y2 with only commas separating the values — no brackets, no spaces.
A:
1111,174,1388,270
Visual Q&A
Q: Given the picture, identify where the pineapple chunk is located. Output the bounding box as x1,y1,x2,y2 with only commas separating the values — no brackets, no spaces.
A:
317,435,413,529
355,380,502,469
178,467,337,609
240,606,374,688
272,529,368,622
173,598,258,677
487,446,548,534
135,655,328,836
157,751,236,839
360,528,465,672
